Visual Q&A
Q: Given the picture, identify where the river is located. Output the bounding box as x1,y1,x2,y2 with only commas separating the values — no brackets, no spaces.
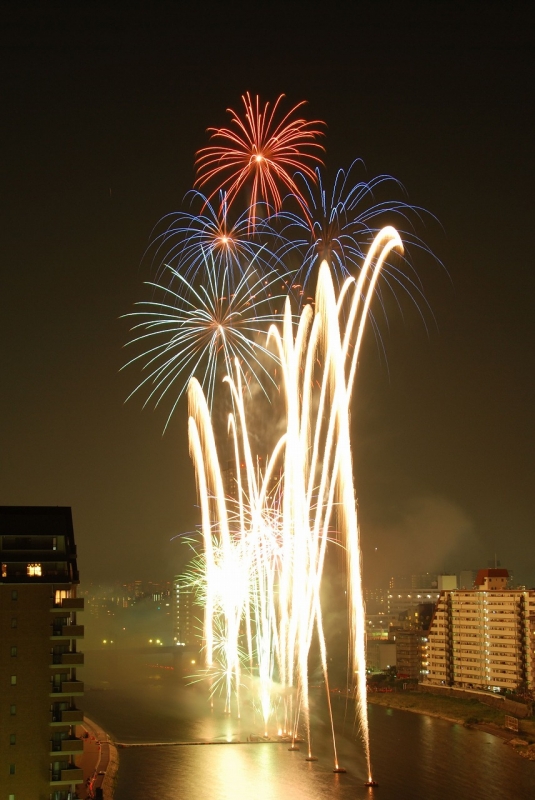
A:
82,657,533,800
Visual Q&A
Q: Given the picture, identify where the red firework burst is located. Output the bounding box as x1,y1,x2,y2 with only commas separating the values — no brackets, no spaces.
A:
195,93,325,228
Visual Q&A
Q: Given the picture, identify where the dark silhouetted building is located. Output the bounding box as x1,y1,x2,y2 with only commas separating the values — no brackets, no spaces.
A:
0,506,84,800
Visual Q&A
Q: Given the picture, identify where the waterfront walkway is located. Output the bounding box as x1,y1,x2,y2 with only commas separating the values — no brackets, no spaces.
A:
76,717,119,799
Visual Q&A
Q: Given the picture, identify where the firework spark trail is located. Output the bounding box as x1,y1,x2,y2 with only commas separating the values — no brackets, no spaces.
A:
145,191,288,289
187,227,403,780
123,258,289,419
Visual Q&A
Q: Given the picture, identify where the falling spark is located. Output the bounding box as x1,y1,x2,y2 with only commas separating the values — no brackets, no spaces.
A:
187,227,403,780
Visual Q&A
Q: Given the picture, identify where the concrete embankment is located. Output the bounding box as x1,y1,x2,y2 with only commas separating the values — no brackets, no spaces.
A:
78,716,119,799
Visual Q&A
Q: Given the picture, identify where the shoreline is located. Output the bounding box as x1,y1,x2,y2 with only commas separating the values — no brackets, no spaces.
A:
366,691,535,757
82,715,119,799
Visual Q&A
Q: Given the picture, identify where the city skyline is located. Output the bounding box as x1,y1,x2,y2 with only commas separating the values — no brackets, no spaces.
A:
1,5,534,590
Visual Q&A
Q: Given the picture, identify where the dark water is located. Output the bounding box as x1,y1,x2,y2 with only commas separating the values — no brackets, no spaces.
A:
82,674,534,800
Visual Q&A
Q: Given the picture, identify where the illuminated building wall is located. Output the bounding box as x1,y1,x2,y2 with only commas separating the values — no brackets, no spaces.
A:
173,575,195,646
0,507,84,800
395,630,429,680
424,582,535,691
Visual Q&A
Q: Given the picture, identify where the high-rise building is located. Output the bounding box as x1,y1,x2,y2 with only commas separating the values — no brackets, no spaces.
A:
423,570,535,692
173,575,195,646
0,506,84,800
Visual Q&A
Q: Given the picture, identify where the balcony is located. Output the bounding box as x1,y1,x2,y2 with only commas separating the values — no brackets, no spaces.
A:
50,681,84,697
49,737,84,755
50,708,84,725
50,766,84,785
50,625,84,640
50,652,84,667
51,598,85,612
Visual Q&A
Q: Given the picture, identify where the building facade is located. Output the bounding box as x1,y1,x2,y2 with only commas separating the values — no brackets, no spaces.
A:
423,575,535,692
395,630,429,680
0,507,84,800
173,575,195,646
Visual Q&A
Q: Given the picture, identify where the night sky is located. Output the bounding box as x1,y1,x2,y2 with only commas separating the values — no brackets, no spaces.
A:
1,3,533,586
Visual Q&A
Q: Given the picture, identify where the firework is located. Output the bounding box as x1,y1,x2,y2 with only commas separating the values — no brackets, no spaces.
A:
123,258,287,424
280,162,437,317
126,94,433,785
145,191,287,289
187,227,403,780
195,93,325,228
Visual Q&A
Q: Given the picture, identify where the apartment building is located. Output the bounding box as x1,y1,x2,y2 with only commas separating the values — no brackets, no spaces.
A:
173,575,195,646
396,629,429,680
423,570,535,692
0,506,84,800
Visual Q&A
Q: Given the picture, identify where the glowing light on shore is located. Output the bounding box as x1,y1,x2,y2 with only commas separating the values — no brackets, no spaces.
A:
187,227,403,779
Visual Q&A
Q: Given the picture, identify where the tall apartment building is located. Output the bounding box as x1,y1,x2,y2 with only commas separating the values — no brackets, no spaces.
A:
423,570,535,692
173,575,195,646
0,506,84,800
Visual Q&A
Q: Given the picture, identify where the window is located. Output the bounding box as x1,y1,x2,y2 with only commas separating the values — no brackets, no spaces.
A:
10,676,16,685
9,795,15,800
11,590,17,600
9,734,16,745
9,764,15,775
11,618,16,629
10,705,16,715
1,563,6,578
10,647,17,657
27,563,42,577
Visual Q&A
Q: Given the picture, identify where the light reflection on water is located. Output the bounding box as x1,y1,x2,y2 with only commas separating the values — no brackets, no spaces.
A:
83,682,534,800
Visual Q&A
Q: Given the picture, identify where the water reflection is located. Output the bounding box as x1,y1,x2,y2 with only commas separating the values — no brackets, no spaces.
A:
83,681,534,800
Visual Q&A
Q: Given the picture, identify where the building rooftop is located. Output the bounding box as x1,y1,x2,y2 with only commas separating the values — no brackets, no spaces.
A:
0,505,79,584
474,568,509,585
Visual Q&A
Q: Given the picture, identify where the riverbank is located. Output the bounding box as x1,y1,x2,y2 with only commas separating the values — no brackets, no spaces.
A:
77,716,119,799
367,690,535,760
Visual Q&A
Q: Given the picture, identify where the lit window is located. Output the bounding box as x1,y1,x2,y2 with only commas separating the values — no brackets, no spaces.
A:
11,647,17,657
27,563,42,577
1,563,6,578
10,676,16,685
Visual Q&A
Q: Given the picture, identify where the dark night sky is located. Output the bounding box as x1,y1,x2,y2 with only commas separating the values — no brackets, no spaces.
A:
1,3,533,585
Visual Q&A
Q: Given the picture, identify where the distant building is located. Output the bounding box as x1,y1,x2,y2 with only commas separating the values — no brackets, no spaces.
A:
437,574,457,591
364,587,387,615
459,569,478,590
423,571,535,692
366,640,396,672
387,591,440,617
173,576,195,646
0,506,84,800
411,573,438,591
396,630,429,680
